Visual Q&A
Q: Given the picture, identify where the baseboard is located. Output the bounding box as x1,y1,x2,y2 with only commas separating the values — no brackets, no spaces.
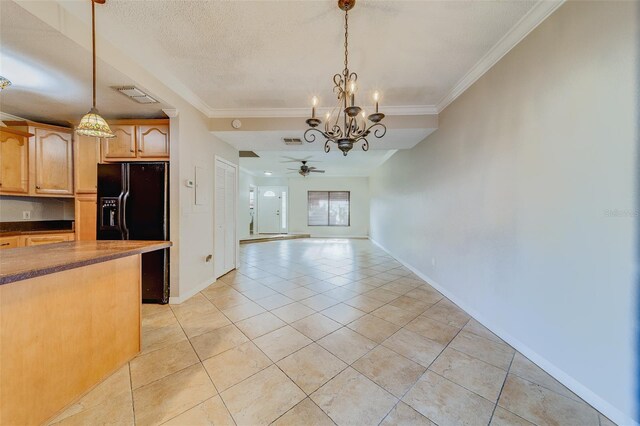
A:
169,276,215,304
310,235,369,239
369,237,636,426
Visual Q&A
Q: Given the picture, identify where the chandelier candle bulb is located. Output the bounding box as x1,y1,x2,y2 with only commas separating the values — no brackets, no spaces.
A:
373,91,380,113
312,96,318,118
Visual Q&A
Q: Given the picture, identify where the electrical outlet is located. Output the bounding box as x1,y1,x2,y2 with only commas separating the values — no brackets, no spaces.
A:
22,211,31,220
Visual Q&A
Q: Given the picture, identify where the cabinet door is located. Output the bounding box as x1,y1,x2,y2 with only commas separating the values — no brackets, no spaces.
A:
75,133,99,194
22,233,74,246
102,125,136,160
138,125,169,158
0,130,29,194
0,236,20,249
35,129,73,195
75,196,97,241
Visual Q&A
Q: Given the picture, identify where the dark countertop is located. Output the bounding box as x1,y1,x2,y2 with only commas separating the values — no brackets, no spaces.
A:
0,220,75,237
0,240,172,285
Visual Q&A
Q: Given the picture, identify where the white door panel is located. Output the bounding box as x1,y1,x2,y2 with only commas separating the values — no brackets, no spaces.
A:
215,159,237,278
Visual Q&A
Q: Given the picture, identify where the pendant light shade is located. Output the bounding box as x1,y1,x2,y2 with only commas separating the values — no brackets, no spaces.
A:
77,0,115,138
77,107,116,138
0,76,11,91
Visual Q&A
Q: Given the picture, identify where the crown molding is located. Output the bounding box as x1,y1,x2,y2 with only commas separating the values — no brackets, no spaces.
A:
0,112,27,121
436,0,565,113
207,104,438,119
162,108,179,118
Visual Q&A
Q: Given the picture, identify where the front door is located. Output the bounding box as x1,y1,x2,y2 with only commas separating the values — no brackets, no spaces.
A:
257,186,287,234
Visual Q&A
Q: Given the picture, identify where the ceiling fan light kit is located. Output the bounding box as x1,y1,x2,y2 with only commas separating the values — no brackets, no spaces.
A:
77,0,115,138
304,0,386,156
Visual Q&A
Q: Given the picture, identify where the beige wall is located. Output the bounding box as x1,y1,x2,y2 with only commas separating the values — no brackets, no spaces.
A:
0,196,74,222
369,2,638,424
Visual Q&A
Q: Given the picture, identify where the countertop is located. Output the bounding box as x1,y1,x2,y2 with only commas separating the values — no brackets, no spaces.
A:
0,240,171,285
0,220,75,236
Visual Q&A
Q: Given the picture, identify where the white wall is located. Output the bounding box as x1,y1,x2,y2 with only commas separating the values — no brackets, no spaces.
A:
239,173,370,238
170,105,239,303
369,2,638,424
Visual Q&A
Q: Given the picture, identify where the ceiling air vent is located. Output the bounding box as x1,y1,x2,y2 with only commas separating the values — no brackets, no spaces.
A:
114,86,158,104
283,137,302,145
239,151,259,158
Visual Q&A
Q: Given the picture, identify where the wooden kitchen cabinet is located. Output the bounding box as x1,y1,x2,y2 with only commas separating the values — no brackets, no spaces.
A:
0,127,30,195
75,195,97,241
0,236,20,249
35,128,74,195
101,120,169,162
21,233,74,247
4,121,74,198
74,133,100,194
101,125,136,160
138,124,169,158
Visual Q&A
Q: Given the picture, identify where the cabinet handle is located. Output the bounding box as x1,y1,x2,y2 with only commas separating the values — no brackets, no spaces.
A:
36,185,41,189
130,149,134,152
0,182,3,187
0,243,10,246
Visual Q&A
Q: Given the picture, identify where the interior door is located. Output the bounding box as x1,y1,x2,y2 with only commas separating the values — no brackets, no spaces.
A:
258,186,287,234
215,159,237,278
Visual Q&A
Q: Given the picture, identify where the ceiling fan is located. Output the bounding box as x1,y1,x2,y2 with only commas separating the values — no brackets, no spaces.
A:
287,160,325,177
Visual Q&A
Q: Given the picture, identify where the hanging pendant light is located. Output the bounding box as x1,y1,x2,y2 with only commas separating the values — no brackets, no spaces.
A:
77,0,115,138
0,76,11,91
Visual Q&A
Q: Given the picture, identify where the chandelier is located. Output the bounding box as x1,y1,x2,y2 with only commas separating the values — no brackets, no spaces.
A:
304,0,386,156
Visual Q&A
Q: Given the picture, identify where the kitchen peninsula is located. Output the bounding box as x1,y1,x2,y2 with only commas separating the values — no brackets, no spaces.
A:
0,240,171,425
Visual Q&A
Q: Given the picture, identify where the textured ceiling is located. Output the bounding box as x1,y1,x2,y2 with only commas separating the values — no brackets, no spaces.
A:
240,149,396,178
72,0,537,112
0,1,170,125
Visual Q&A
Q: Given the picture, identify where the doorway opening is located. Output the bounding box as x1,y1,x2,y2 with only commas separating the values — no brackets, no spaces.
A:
214,157,238,279
249,184,257,236
257,186,288,234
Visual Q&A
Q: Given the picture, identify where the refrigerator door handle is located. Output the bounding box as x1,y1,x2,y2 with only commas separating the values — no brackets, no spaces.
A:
121,190,130,239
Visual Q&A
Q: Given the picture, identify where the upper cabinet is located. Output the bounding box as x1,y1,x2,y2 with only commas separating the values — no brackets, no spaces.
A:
101,120,169,162
35,129,73,195
4,121,73,198
102,125,136,160
138,124,169,158
74,133,100,194
0,127,30,195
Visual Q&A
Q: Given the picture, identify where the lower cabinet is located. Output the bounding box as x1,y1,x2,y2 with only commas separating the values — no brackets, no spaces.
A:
22,233,75,247
0,233,75,249
0,236,20,249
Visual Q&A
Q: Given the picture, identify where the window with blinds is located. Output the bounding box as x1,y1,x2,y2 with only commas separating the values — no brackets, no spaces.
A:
308,191,350,226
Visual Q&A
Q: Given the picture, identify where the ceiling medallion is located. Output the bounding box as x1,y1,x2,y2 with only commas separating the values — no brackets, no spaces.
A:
304,0,386,156
77,0,115,139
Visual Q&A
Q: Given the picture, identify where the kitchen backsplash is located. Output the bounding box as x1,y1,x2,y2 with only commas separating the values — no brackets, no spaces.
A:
0,196,75,222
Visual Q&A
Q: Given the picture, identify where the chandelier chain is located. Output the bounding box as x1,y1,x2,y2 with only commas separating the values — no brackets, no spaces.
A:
343,9,349,76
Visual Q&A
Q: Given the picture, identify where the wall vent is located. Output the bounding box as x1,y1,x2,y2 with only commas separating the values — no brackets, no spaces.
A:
283,137,302,145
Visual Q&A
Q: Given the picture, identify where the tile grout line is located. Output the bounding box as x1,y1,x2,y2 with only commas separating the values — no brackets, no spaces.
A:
487,345,517,425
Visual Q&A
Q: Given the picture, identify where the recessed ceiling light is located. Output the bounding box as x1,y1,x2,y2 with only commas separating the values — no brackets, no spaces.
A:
264,171,273,176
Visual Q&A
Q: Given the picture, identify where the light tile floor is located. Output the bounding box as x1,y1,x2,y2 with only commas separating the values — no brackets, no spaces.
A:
49,239,616,426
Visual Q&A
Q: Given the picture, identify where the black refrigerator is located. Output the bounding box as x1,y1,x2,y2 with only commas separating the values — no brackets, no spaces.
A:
97,162,170,304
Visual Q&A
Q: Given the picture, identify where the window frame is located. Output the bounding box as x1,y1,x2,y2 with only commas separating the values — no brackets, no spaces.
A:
307,191,351,227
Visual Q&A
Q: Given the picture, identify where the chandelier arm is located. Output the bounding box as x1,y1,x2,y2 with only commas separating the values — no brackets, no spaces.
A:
366,122,387,139
324,140,331,153
361,138,370,152
304,128,326,144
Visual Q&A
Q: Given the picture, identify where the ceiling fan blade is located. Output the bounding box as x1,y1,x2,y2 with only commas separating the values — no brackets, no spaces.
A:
286,168,299,170
310,169,326,173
